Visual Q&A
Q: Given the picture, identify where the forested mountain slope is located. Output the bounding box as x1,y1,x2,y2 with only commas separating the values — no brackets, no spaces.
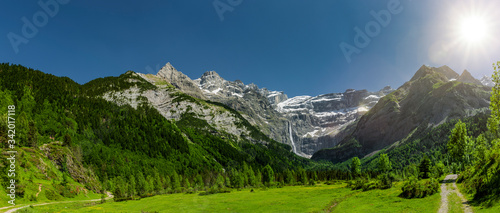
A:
0,63,311,203
313,65,491,163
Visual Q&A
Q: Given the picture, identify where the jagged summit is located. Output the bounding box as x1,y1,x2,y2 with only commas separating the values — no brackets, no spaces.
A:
457,69,482,85
481,75,495,87
155,62,205,99
435,65,460,80
411,65,459,82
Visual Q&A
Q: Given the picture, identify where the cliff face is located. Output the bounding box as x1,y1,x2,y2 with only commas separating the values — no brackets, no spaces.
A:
137,63,395,158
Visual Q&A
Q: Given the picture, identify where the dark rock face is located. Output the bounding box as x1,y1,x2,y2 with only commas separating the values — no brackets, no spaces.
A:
312,65,490,163
192,70,393,157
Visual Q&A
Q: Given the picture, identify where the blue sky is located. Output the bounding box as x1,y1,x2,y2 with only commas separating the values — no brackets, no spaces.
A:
2,0,499,97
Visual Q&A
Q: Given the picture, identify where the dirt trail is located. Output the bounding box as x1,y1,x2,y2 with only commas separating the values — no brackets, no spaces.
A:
438,174,473,213
35,184,42,197
1,191,113,213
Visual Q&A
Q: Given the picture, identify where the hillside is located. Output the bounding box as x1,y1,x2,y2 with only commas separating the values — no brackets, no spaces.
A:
312,65,491,163
0,63,313,205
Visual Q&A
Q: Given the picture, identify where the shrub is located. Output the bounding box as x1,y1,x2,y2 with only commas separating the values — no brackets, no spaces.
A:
45,188,63,201
400,177,439,198
377,173,393,189
347,178,367,190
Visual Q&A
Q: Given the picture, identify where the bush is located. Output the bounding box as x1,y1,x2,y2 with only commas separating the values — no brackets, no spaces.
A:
347,178,367,190
377,173,393,189
400,177,439,198
45,188,63,201
362,180,378,191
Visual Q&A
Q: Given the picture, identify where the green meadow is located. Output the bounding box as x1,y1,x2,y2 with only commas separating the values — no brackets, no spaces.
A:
11,181,442,213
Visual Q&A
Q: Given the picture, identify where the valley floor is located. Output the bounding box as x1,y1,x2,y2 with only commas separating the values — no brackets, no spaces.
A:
6,179,500,213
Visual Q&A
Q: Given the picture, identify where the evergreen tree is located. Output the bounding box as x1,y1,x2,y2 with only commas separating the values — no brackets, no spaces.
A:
247,167,256,186
284,169,295,185
128,175,137,199
171,171,181,191
136,172,147,196
419,154,432,179
216,173,225,189
154,172,163,194
230,169,243,188
195,174,204,189
255,170,262,186
262,165,274,185
163,175,171,192
19,85,35,118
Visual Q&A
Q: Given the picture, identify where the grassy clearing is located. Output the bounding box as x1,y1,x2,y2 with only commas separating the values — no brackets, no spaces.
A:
334,181,441,213
17,183,354,212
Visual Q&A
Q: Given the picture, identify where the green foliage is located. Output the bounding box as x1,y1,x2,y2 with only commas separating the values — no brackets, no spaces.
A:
63,133,72,147
81,70,156,96
432,161,446,178
459,62,500,206
350,157,361,177
488,61,500,137
448,120,470,166
262,165,275,186
377,154,392,173
418,154,432,179
400,177,439,198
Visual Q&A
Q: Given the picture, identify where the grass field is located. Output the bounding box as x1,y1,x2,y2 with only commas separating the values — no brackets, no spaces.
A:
333,182,441,213
9,180,448,213
14,183,353,213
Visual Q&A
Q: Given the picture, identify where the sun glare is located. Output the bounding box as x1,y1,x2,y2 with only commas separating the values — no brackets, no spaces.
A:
459,16,488,44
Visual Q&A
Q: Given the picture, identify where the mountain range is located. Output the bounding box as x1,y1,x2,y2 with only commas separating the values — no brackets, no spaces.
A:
136,63,492,161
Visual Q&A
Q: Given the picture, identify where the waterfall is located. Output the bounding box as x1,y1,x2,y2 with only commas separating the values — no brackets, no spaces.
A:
289,122,297,154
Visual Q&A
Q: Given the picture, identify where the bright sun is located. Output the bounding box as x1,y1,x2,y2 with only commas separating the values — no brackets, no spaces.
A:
459,16,488,44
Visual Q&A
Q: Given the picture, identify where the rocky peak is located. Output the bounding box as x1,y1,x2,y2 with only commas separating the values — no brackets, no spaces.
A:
155,62,205,99
379,86,394,94
480,75,494,87
200,71,225,91
410,65,434,81
156,62,176,79
457,69,482,85
435,65,460,80
410,65,459,82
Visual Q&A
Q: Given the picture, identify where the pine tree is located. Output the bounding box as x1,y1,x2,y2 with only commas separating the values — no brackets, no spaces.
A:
419,154,432,179
171,171,181,191
262,165,274,186
128,175,137,199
